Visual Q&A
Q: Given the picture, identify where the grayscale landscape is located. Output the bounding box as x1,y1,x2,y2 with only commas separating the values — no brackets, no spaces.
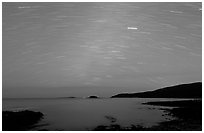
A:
2,2,202,131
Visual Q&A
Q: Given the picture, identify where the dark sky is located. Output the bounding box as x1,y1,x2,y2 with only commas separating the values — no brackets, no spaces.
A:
3,2,202,98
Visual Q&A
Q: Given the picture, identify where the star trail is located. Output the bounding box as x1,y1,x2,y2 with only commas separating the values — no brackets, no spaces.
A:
2,2,202,98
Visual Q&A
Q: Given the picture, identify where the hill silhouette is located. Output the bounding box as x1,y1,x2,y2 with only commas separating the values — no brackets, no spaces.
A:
111,82,202,98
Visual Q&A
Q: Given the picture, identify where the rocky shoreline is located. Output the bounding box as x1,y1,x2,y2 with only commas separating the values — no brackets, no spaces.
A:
94,100,202,131
3,99,201,131
2,110,44,131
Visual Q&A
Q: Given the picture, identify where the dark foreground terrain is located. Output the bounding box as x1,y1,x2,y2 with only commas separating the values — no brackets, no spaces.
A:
94,100,202,131
144,100,202,130
2,110,44,131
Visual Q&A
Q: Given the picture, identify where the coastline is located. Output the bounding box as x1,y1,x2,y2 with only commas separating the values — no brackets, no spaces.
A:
2,110,44,131
2,99,202,131
94,99,202,131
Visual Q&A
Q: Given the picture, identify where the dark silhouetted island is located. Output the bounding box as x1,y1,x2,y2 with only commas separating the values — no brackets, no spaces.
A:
3,110,44,131
88,96,99,98
111,82,202,98
56,96,77,99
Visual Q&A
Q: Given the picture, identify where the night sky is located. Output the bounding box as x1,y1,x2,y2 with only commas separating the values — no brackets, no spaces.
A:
2,3,202,98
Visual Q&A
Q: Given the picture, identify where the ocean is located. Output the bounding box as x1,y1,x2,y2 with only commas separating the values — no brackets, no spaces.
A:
2,98,190,130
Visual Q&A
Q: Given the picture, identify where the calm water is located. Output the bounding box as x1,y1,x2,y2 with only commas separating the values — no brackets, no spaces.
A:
2,98,190,130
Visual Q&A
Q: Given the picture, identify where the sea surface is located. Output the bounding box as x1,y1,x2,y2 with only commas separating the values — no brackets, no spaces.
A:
2,98,192,130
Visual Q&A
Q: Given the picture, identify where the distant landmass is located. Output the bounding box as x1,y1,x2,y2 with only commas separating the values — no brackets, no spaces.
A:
56,96,76,99
87,95,99,99
111,82,202,98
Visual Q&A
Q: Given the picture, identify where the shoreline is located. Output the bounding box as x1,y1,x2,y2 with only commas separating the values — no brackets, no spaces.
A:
2,99,202,131
94,99,202,131
2,110,44,131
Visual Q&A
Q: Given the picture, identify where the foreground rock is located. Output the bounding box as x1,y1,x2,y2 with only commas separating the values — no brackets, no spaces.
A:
3,110,44,131
144,100,202,131
144,100,202,122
